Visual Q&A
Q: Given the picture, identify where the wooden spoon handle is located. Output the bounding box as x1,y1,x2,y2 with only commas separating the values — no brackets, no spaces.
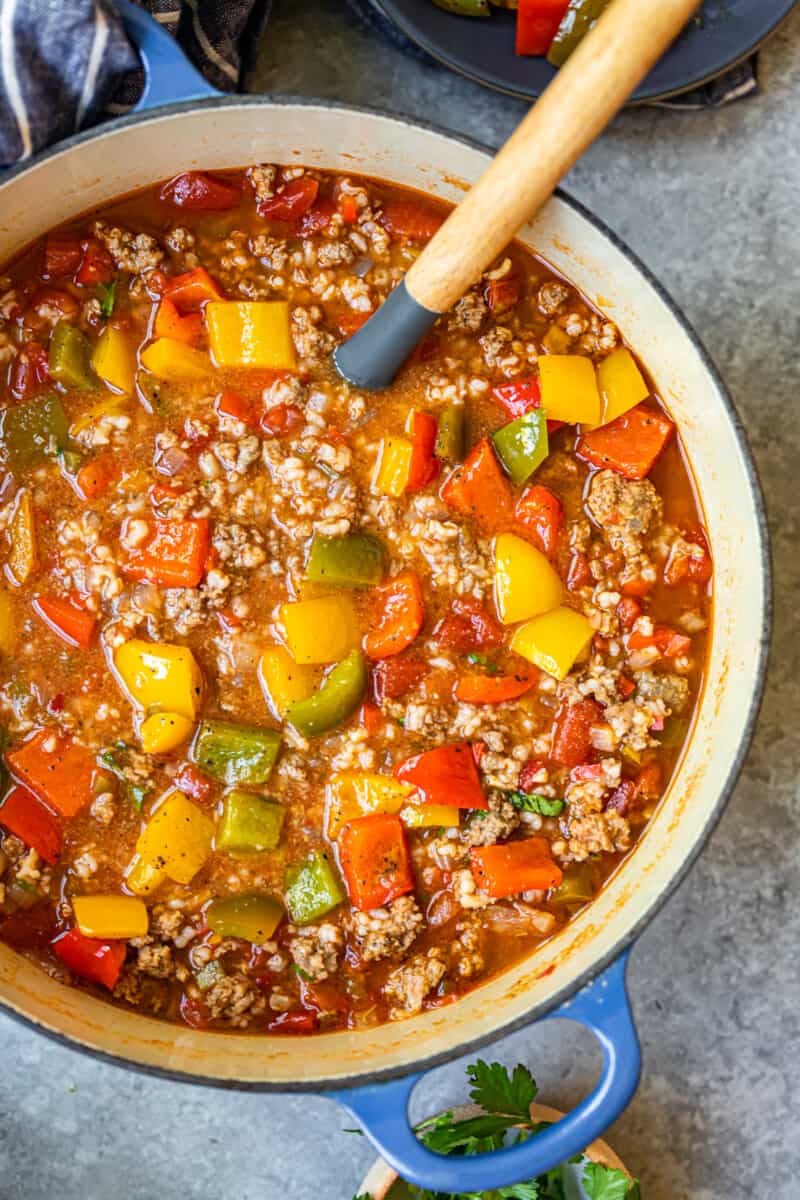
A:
404,0,702,314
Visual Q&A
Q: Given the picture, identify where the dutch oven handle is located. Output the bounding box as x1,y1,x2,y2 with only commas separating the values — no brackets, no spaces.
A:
332,953,641,1194
114,0,221,111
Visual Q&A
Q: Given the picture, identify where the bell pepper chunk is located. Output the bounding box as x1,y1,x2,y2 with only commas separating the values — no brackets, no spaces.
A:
510,606,594,679
140,338,210,381
396,742,488,810
627,624,691,659
123,518,210,588
494,532,562,625
132,789,214,887
0,785,62,864
325,771,415,840
258,646,316,718
371,653,429,703
75,452,118,500
577,404,674,480
126,858,167,896
400,802,460,829
6,729,97,818
206,894,283,944
114,639,202,721
434,596,505,654
596,347,649,426
75,238,114,287
217,791,285,854
492,409,549,486
48,322,96,390
1,393,68,468
364,571,425,660
514,484,563,559
550,697,603,767
73,895,149,940
160,171,241,211
470,837,563,898
280,594,359,665
435,403,466,462
373,436,413,498
285,850,345,925
455,669,537,705
547,0,611,66
256,176,319,221
552,861,596,905
405,410,439,492
0,587,14,656
206,301,296,370
7,489,37,584
286,650,367,738
52,927,126,990
493,377,542,419
163,268,224,313
34,594,95,649
140,711,195,755
516,0,571,55
380,200,444,242
154,297,203,346
91,325,137,395
306,532,384,588
191,719,281,786
538,355,601,426
441,437,513,532
338,813,415,911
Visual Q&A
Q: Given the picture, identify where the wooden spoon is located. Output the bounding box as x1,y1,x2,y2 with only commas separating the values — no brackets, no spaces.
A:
334,0,702,390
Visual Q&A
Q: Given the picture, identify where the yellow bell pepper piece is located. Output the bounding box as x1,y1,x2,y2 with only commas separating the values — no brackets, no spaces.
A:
206,301,296,370
542,324,572,355
0,587,14,656
73,894,149,939
279,595,359,665
494,532,562,626
373,437,412,498
140,337,210,381
91,325,137,395
510,606,594,680
400,803,460,829
597,347,649,426
258,646,316,718
140,711,195,754
538,356,601,426
325,771,416,840
132,790,214,887
126,858,166,896
7,489,37,585
114,638,202,720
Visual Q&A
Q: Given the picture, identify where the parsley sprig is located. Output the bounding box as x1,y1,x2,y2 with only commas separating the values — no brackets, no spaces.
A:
509,792,565,817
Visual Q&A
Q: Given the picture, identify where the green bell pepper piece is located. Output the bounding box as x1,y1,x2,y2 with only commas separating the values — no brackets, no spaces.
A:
286,650,367,739
191,719,281,786
552,862,595,906
435,403,466,462
217,790,285,854
48,321,96,390
206,894,284,944
491,408,549,485
0,393,69,468
306,532,384,588
432,0,490,13
285,851,344,925
547,0,611,67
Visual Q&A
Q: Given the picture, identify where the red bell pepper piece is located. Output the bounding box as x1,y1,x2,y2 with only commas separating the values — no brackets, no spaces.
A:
43,232,83,278
627,624,691,659
514,484,563,558
0,785,62,864
34,594,96,649
123,518,210,588
434,596,505,654
396,742,488,810
6,729,98,818
160,171,241,211
454,670,537,705
338,813,415,911
174,762,215,804
441,438,513,532
163,268,224,314
74,238,114,287
492,377,542,419
52,927,126,990
295,196,336,237
485,275,521,314
153,296,203,345
406,411,439,492
257,177,319,222
260,402,304,438
359,702,383,735
470,838,563,898
516,0,571,55
75,452,119,501
577,404,674,480
379,200,444,242
371,654,428,704
365,571,425,660
518,759,548,793
550,697,603,768
215,389,259,429
338,194,359,224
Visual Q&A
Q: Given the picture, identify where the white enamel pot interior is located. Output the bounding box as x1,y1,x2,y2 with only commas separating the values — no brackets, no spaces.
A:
0,100,770,1090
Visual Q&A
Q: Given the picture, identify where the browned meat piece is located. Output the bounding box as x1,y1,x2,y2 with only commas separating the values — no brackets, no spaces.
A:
202,973,266,1026
450,915,485,979
635,670,689,713
383,947,447,1018
288,922,343,982
586,470,662,543
135,943,175,980
461,792,520,847
113,967,170,1016
93,221,164,274
344,895,423,963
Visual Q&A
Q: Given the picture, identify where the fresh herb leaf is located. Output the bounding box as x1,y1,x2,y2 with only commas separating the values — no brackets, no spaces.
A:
497,1183,542,1199
465,652,499,674
99,749,150,812
509,792,565,817
97,279,118,319
417,1111,514,1157
582,1163,636,1200
291,963,313,982
15,878,39,894
466,1060,538,1123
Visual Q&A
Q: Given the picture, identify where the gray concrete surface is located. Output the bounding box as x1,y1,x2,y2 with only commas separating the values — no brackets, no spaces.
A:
2,2,798,1196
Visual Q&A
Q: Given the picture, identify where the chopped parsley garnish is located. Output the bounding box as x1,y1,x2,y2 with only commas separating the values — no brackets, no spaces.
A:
99,749,150,812
509,791,565,817
291,963,313,982
466,652,500,674
97,278,118,318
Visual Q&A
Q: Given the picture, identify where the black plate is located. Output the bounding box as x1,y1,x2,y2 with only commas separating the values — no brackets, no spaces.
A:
365,0,797,103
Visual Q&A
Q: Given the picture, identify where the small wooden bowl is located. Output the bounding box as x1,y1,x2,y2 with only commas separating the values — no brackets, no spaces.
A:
357,1103,632,1199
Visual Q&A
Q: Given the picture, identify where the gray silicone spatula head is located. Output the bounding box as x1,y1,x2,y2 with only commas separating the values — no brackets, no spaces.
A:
332,280,439,391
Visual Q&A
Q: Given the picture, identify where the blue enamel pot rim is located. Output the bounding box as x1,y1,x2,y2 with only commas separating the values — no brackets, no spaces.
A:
0,94,772,1094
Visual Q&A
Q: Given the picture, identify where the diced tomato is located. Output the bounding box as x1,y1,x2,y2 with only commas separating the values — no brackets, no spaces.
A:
516,0,571,55
617,674,636,699
485,275,521,314
217,607,243,632
144,269,169,298
635,761,662,801
34,594,96,649
371,654,428,704
406,411,439,492
216,389,258,429
359,702,383,735
577,404,674,480
180,994,211,1029
154,296,203,345
75,453,118,501
160,171,241,211
75,238,114,287
258,177,319,222
454,670,537,705
604,778,636,816
8,342,50,400
663,527,713,587
338,194,359,224
43,233,82,278
123,518,210,589
434,596,505,654
396,742,487,810
566,551,594,592
300,978,350,1014
339,813,415,910
492,377,542,419
441,438,513,532
470,838,562,898
571,762,605,783
174,762,215,803
616,596,642,629
621,577,653,598
163,267,224,314
514,484,563,558
379,200,444,242
550,697,603,769
365,572,425,659
627,624,691,659
518,759,548,792
53,928,126,990
30,287,80,323
260,402,304,438
268,1010,319,1034
0,785,62,864
6,729,98,818
295,197,336,237
336,310,371,338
